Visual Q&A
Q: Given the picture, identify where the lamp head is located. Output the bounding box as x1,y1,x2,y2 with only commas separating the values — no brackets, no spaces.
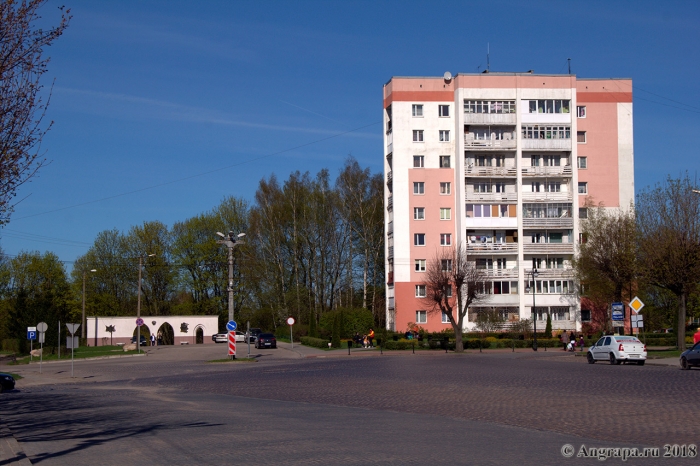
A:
216,232,226,238
237,232,246,238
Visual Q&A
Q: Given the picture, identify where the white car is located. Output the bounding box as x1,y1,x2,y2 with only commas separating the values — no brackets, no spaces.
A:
587,335,647,365
212,331,246,343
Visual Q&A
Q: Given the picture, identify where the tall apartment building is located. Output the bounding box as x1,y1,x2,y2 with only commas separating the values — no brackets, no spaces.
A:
383,72,633,333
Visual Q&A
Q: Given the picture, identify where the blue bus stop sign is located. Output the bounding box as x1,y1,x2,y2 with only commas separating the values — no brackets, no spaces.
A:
226,320,237,332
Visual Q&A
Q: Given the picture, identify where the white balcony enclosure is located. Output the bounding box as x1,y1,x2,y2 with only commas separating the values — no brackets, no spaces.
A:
521,139,572,151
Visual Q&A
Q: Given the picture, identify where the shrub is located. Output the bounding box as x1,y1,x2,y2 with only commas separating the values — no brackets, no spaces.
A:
1,339,19,353
300,336,330,349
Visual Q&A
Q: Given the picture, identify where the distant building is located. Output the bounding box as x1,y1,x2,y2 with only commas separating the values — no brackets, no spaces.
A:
383,72,633,333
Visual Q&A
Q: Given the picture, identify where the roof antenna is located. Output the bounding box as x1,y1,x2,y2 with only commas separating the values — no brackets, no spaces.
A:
487,43,490,72
567,58,571,75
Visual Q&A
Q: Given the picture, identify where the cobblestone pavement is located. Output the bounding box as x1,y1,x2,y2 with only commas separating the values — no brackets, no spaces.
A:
0,345,697,465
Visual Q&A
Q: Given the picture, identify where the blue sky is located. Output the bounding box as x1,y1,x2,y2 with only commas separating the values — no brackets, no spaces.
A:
2,0,699,265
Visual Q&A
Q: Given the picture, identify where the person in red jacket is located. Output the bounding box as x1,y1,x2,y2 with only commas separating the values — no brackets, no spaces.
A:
368,328,375,348
693,328,700,344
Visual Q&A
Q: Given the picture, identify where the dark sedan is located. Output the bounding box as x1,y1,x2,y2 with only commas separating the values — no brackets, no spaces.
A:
0,373,15,392
680,342,700,370
255,333,277,349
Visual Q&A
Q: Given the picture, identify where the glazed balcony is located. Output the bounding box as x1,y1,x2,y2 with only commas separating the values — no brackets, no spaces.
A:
522,217,574,228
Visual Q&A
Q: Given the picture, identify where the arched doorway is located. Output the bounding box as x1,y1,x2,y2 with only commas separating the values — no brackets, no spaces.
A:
195,326,204,344
132,326,151,346
157,322,174,345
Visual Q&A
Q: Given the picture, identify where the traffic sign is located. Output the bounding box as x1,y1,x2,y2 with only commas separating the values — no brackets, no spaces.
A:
227,332,236,356
226,320,237,332
631,314,644,328
37,322,48,332
629,297,645,314
66,323,80,335
27,330,36,340
136,318,144,327
287,317,295,326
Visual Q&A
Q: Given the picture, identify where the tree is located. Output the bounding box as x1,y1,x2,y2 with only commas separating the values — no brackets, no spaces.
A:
0,1,70,223
421,244,488,352
636,175,700,350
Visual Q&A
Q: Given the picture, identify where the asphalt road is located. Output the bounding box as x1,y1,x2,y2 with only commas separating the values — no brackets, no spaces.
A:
0,344,696,465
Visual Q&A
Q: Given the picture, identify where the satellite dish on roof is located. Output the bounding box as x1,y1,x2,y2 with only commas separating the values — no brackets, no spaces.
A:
443,71,452,82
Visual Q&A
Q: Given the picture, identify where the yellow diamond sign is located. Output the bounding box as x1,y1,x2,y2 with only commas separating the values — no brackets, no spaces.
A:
629,296,645,314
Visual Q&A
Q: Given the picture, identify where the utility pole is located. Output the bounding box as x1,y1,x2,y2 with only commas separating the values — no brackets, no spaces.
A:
217,231,245,322
136,255,154,353
81,269,96,339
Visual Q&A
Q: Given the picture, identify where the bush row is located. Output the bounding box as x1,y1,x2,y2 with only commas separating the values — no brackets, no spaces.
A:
300,336,330,349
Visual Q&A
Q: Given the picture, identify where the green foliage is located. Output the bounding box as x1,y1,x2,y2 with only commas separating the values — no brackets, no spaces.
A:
319,308,373,338
300,336,330,349
545,313,552,337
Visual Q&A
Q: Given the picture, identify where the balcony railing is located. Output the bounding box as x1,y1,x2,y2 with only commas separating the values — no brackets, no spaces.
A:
465,166,518,177
387,196,393,211
466,192,518,202
532,268,575,279
521,191,573,202
464,134,517,150
521,138,572,151
521,166,572,177
463,113,517,125
387,221,393,236
522,217,574,228
387,246,394,259
466,243,518,254
481,267,520,279
387,296,394,309
386,170,392,190
523,243,574,254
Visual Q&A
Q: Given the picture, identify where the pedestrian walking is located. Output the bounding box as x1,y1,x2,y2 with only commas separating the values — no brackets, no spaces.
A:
368,328,375,348
561,331,569,351
150,333,156,347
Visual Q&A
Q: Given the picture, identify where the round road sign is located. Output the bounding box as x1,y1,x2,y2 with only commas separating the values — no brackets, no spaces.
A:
226,320,237,332
287,317,295,326
136,318,144,326
37,322,48,332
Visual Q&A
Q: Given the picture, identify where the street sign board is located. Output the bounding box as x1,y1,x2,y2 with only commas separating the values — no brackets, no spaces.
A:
38,333,45,344
631,315,644,328
611,302,624,321
629,297,645,314
66,336,79,349
612,321,624,327
227,332,236,356
136,318,144,327
226,320,237,332
66,323,80,335
27,330,36,340
287,317,295,326
37,322,48,332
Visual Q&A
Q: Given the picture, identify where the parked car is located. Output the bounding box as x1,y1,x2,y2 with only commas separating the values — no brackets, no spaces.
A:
255,333,277,349
130,335,148,346
212,331,246,343
587,335,647,365
0,373,15,392
680,342,700,370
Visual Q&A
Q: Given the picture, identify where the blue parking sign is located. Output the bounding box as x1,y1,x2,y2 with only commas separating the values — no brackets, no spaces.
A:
27,331,36,340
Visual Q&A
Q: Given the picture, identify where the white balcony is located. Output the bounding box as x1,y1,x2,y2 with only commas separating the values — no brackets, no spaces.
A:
463,113,517,125
531,268,575,279
521,138,572,151
522,217,574,228
482,267,520,279
521,191,573,202
464,217,518,228
521,166,572,177
467,243,518,254
523,243,574,254
464,134,517,150
465,166,518,177
466,192,518,202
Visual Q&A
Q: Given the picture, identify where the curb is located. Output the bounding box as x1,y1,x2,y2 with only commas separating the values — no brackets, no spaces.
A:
0,423,32,465
24,352,147,365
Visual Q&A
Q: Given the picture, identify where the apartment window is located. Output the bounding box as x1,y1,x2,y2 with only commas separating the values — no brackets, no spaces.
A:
442,312,450,323
493,281,511,295
439,130,450,142
412,104,423,117
440,182,451,194
577,106,586,118
414,207,425,220
440,233,452,246
579,207,588,219
413,130,424,142
439,105,450,117
577,156,587,169
439,155,451,168
475,182,491,193
522,125,571,140
415,259,426,272
440,208,451,220
577,131,586,143
581,309,591,322
415,285,426,298
416,310,427,324
527,99,571,114
444,285,452,297
578,182,588,194
414,233,425,246
441,259,452,272
413,182,424,194
413,155,424,168
464,100,516,114
545,182,561,193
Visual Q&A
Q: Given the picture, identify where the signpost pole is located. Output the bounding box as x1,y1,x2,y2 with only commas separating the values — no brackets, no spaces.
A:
58,320,61,359
286,317,295,349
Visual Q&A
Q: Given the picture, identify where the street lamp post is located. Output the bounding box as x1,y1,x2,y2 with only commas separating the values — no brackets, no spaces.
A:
525,268,540,351
136,254,155,353
216,231,245,322
81,269,97,340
